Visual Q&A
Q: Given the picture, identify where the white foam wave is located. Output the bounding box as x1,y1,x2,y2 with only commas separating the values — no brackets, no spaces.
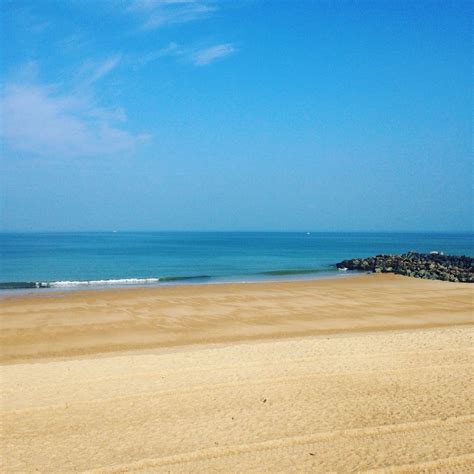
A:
48,278,161,288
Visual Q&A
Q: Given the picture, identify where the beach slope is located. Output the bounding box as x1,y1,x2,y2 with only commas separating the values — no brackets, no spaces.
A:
1,274,473,472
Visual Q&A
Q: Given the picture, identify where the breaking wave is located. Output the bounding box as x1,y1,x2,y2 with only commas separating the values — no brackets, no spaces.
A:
0,275,212,290
0,268,340,291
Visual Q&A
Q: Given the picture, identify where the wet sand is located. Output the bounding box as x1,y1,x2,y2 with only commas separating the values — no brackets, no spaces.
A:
1,274,473,472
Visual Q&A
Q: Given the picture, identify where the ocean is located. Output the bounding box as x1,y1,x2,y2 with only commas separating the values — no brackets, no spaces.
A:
0,232,472,292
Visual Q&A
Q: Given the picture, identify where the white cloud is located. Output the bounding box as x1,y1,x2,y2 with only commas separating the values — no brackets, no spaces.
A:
125,1,238,67
1,82,149,158
128,0,215,30
191,43,235,66
136,42,179,66
80,55,122,86
135,42,236,67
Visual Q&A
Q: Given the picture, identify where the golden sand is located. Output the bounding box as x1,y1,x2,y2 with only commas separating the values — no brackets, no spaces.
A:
1,274,473,472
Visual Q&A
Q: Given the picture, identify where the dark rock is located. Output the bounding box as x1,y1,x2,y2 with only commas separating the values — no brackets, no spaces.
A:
335,252,473,283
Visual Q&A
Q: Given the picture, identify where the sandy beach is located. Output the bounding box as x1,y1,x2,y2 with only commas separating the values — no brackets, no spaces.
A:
1,274,473,472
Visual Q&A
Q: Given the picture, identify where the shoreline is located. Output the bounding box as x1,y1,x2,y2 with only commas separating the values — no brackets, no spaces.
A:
1,273,472,364
0,268,353,296
0,269,359,299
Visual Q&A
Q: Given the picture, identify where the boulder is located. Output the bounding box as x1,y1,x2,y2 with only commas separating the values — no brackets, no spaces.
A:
335,252,473,283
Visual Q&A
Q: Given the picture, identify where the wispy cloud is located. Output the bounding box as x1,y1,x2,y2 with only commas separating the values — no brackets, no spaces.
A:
128,0,215,30
1,81,149,158
79,55,122,86
135,42,179,66
124,1,238,67
135,42,236,67
190,43,235,66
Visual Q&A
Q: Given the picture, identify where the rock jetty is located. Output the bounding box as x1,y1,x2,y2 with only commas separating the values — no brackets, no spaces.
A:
336,252,473,283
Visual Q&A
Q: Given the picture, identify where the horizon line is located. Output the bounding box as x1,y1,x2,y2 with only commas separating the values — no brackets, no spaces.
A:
1,229,473,234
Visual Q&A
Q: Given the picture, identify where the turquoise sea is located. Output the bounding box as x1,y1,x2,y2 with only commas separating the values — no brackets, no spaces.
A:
0,232,472,292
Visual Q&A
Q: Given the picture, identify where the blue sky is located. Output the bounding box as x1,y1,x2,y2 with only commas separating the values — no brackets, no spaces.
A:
1,0,472,231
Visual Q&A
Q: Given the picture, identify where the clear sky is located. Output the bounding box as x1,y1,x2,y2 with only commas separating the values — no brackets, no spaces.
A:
1,0,472,232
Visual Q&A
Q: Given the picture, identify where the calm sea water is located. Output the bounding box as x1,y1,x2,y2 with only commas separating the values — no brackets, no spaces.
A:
0,232,472,291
